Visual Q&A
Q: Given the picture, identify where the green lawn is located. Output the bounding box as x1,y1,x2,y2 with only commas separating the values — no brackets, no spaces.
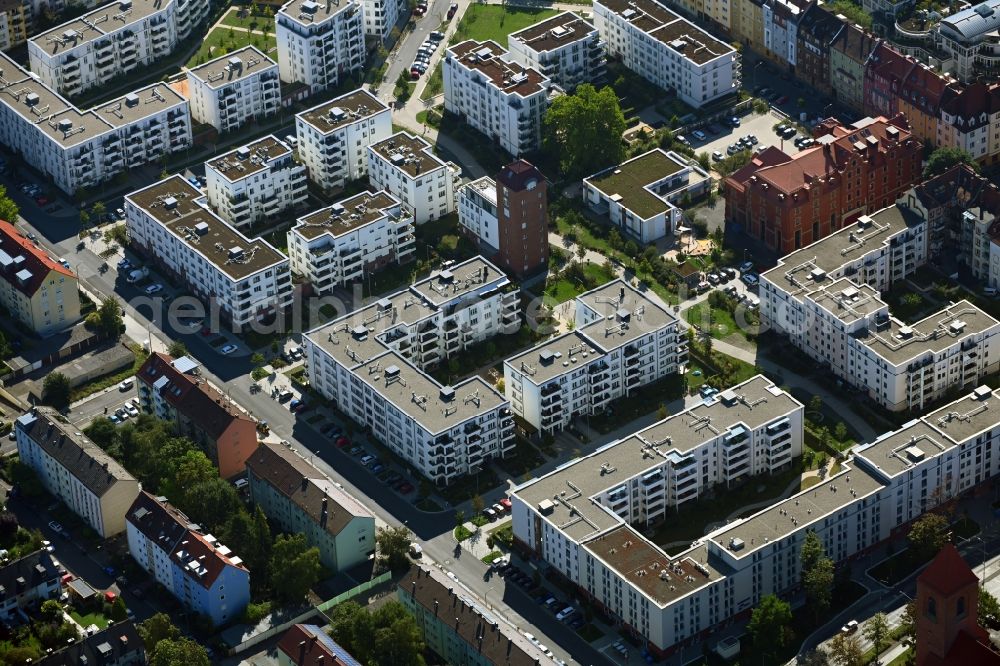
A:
71,611,109,630
420,62,444,101
543,262,616,306
450,5,560,44
686,303,745,341
187,26,278,68
588,374,685,434
454,525,474,541
219,7,275,30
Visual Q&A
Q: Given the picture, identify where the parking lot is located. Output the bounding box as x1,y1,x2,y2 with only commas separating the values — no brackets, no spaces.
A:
684,110,805,162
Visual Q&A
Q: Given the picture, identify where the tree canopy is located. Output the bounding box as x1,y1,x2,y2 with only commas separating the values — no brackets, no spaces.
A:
86,296,123,337
543,84,626,178
908,512,949,561
376,525,412,572
828,631,863,666
328,600,426,666
0,185,18,223
270,533,322,603
924,147,979,177
747,594,792,651
138,613,181,654
42,373,71,409
150,638,210,666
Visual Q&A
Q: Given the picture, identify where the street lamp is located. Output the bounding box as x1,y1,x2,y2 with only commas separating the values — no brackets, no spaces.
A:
485,585,495,610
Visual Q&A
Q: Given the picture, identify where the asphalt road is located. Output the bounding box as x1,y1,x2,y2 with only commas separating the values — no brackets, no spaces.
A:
377,0,456,101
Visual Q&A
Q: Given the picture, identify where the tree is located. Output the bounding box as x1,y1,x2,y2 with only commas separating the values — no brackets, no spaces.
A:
110,596,128,623
166,340,187,357
899,600,916,646
834,422,848,442
42,372,71,409
801,530,825,574
138,613,181,653
799,649,831,666
151,638,210,666
221,506,271,577
472,494,485,514
863,612,890,659
0,184,18,222
91,201,106,220
250,352,265,367
39,599,63,624
980,587,1000,629
809,394,823,414
455,510,466,527
79,209,90,226
543,84,626,178
270,533,322,603
803,557,834,619
328,600,425,666
376,525,412,572
828,632,864,666
747,594,792,651
87,296,123,337
908,512,949,561
924,147,978,177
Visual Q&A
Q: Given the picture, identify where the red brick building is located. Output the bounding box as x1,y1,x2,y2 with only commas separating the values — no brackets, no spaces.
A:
723,114,923,254
494,160,549,279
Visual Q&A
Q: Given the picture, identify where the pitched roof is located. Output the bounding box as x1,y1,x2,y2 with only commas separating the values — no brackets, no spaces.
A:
829,23,877,64
126,492,248,588
15,407,137,497
277,624,361,666
922,627,1000,665
0,550,59,600
495,159,544,192
34,621,145,666
918,543,980,597
909,163,1000,215
0,220,73,297
246,442,373,538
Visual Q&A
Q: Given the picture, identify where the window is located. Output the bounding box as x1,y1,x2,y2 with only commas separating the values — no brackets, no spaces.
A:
926,597,937,622
957,596,966,618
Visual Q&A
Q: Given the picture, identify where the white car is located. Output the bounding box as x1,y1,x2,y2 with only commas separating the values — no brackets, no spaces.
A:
220,344,238,355
556,606,575,621
41,540,54,553
125,403,139,417
144,283,163,295
118,378,134,391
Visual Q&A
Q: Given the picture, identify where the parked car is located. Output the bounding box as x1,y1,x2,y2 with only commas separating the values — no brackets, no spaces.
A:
220,343,238,355
556,606,575,621
447,2,458,18
841,620,859,634
429,30,445,41
483,507,497,520
144,283,163,295
335,436,351,448
371,463,385,474
349,445,364,456
118,378,134,391
491,503,505,515
741,273,759,287
500,498,512,511
738,260,754,273
360,455,375,466
729,116,740,127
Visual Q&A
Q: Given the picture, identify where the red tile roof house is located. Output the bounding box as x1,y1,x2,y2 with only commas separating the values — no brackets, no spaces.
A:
136,352,258,478
277,624,361,666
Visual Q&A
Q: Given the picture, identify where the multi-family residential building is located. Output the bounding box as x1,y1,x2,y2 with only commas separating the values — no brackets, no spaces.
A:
828,22,878,113
125,176,293,332
723,115,923,253
304,256,520,486
277,624,362,666
593,0,739,108
277,0,365,95
794,4,841,95
367,132,458,224
863,0,914,21
15,407,140,537
0,52,192,195
205,135,308,232
28,0,208,97
0,1,26,51
760,204,1000,411
0,220,80,336
34,621,145,666
511,380,1000,657
0,551,60,621
731,0,766,55
504,280,684,433
246,442,375,572
583,149,711,243
136,353,259,479
399,566,553,666
457,159,549,278
937,81,1000,163
936,0,1000,82
760,0,806,70
186,46,280,133
287,190,415,293
295,89,392,193
443,39,555,157
507,12,606,91
126,492,250,625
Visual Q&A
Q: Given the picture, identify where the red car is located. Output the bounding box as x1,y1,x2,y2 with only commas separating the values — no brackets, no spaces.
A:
411,68,421,79
35,196,48,206
500,498,512,511
776,96,788,105
200,326,212,337
398,482,414,494
335,436,351,448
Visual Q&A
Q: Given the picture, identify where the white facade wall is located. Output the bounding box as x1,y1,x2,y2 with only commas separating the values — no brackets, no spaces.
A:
277,0,365,94
367,133,457,224
506,12,606,91
457,177,499,249
187,50,281,133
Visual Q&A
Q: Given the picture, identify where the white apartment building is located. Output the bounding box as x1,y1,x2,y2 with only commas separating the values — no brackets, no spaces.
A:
507,11,606,91
443,39,554,157
304,256,520,486
125,176,293,332
583,149,712,243
0,53,192,194
511,379,1000,657
288,190,415,293
205,135,308,232
362,0,398,42
593,0,739,108
295,88,392,192
28,0,208,97
186,46,280,133
936,0,1000,82
760,204,1000,412
15,407,140,538
277,0,365,95
504,280,684,433
457,177,499,251
367,132,458,224
960,205,1000,287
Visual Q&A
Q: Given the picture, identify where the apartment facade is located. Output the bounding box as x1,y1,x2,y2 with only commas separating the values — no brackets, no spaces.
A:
723,115,923,254
584,149,711,243
443,39,553,157
0,53,192,195
504,280,684,433
936,0,1000,82
936,82,1000,164
125,176,293,332
15,407,140,538
507,11,606,91
794,4,840,95
760,204,1000,412
828,22,878,113
0,220,80,336
593,0,739,108
295,89,392,192
186,46,280,133
287,190,415,293
511,380,1000,657
0,1,26,51
367,132,458,224
28,0,208,97
34,622,146,666
136,353,258,479
246,442,375,572
277,0,365,94
0,551,60,621
126,492,250,625
304,257,520,486
205,135,308,232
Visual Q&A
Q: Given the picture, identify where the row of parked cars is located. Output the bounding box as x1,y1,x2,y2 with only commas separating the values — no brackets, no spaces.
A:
410,31,444,78
325,422,417,494
108,398,141,424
